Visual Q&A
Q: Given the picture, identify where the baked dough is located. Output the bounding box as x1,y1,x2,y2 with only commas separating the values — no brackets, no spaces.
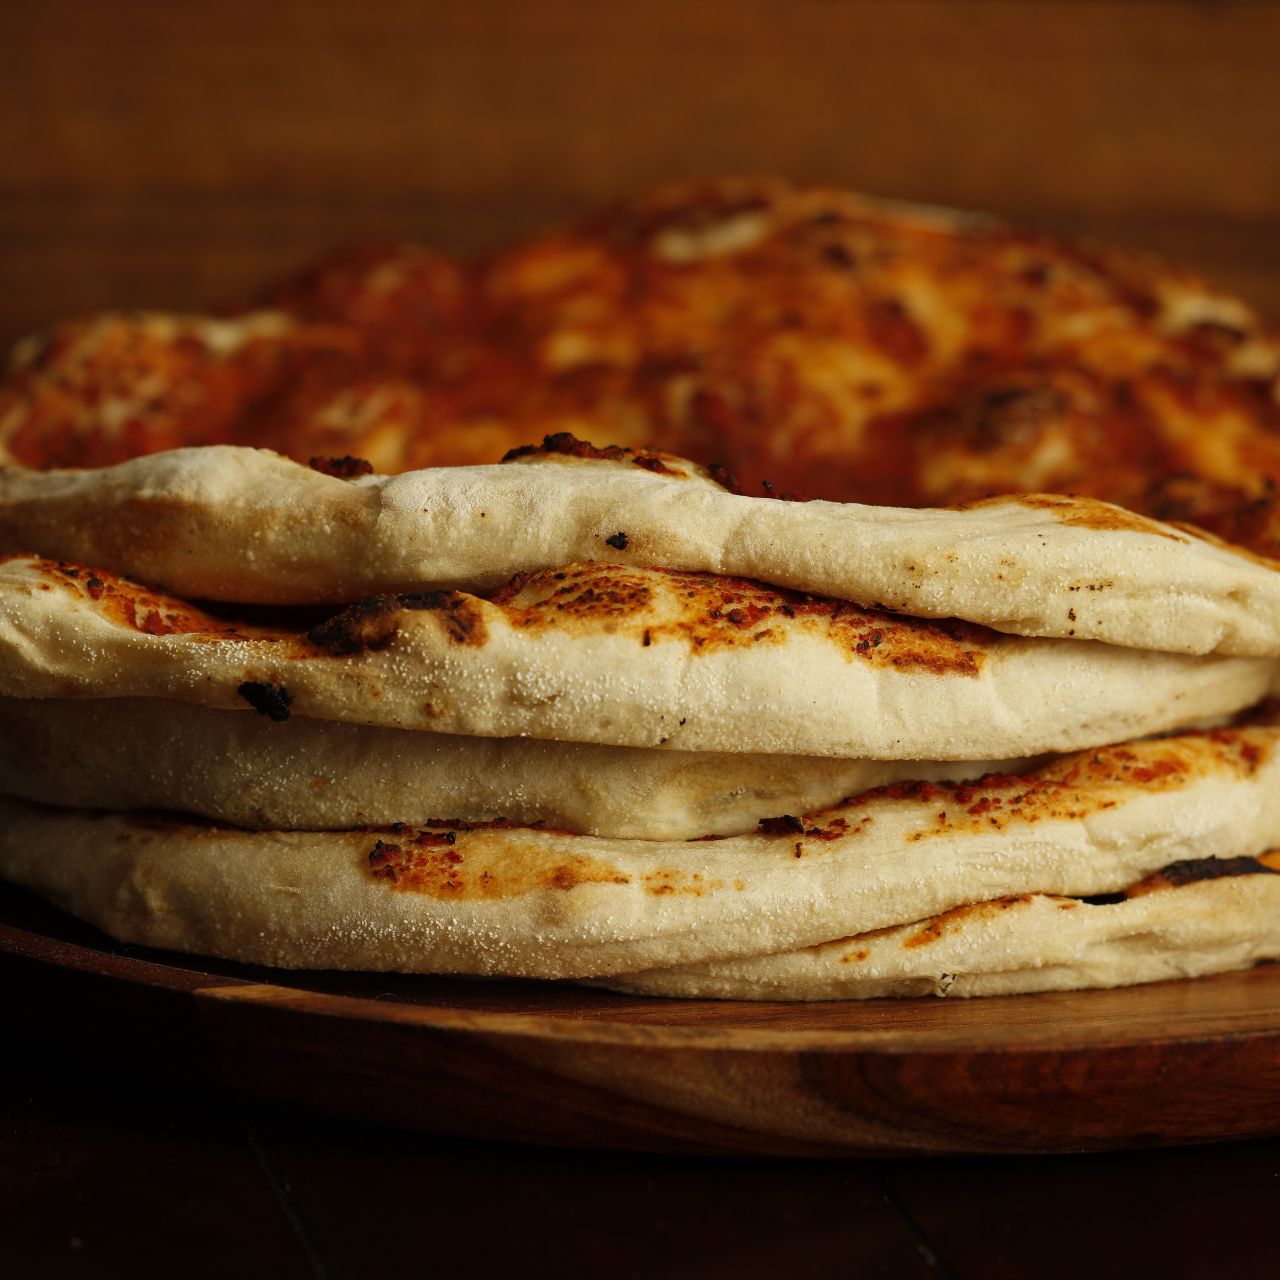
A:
2,723,1276,978
602,854,1280,1000
4,444,1278,655
1,555,1272,758
0,696,1027,839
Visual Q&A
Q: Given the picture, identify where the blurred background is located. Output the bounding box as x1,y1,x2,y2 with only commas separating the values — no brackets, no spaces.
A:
2,0,1278,350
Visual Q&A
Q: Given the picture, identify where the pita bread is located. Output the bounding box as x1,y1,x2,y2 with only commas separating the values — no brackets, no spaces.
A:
599,854,1280,1000
1,555,1272,759
0,696,1026,840
7,182,1278,570
4,443,1279,657
2,723,1277,977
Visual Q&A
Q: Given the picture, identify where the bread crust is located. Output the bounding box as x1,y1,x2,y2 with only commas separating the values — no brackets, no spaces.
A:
1,555,1272,758
4,444,1280,656
1,723,1277,979
4,180,1278,557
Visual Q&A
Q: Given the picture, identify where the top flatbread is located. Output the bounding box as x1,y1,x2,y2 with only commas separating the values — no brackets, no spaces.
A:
5,180,1278,564
3,443,1279,657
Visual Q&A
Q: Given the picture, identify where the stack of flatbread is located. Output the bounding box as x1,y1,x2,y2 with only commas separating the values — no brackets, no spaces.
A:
2,180,1280,1000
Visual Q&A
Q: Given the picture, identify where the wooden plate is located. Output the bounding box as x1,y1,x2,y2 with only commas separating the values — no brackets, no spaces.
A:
4,881,1279,1157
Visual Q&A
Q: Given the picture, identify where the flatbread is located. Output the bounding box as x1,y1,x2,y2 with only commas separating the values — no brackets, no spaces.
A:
6,181,1279,568
599,855,1280,1000
0,696,1026,839
2,723,1277,977
4,443,1280,657
1,555,1272,759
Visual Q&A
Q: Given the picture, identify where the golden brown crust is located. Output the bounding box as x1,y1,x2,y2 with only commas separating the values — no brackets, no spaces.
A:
5,180,1279,555
486,564,994,672
6,552,1271,760
4,717,1280,981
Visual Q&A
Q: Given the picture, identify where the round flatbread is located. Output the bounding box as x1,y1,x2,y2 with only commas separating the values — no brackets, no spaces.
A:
2,723,1277,978
1,555,1272,759
4,443,1279,656
0,696,1026,839
599,854,1280,1000
6,180,1278,569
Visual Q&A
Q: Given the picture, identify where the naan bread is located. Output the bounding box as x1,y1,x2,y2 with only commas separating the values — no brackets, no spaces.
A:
5,442,1280,656
5,181,1278,559
1,555,1272,759
0,696,1025,839
2,724,1276,977
600,855,1280,1000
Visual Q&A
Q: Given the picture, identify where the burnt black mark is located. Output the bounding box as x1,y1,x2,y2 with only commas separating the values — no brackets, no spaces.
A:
604,531,629,550
308,455,374,479
501,431,679,476
1135,855,1279,893
707,461,741,494
308,591,485,653
237,681,293,722
757,814,805,836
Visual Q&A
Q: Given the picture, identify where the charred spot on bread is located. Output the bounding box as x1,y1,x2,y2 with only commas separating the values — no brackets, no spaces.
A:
502,431,680,476
757,814,805,835
308,454,374,479
604,531,629,550
308,590,487,653
237,681,293,721
707,461,741,494
1126,855,1280,898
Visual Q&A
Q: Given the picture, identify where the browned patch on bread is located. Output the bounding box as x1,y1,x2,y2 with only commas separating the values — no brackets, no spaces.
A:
366,827,630,899
36,558,259,639
502,431,685,477
487,562,994,671
641,869,727,896
757,814,870,841
846,726,1275,839
901,894,1038,948
964,493,1188,543
1125,855,1280,899
308,590,487,653
491,566,654,622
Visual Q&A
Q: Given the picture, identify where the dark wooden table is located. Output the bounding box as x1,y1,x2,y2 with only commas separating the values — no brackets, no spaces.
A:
6,1019,1277,1280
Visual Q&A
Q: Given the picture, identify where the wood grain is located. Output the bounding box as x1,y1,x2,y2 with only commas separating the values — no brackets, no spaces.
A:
5,883,1280,1158
1,1,1278,347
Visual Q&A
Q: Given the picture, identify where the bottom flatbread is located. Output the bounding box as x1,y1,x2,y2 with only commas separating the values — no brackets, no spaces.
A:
1,719,1278,979
599,854,1280,1000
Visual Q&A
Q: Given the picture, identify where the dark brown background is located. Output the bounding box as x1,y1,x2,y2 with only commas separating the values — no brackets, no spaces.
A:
2,0,1279,354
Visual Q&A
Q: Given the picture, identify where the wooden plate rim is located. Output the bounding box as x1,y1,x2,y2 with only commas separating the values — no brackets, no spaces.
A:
7,915,1280,1057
